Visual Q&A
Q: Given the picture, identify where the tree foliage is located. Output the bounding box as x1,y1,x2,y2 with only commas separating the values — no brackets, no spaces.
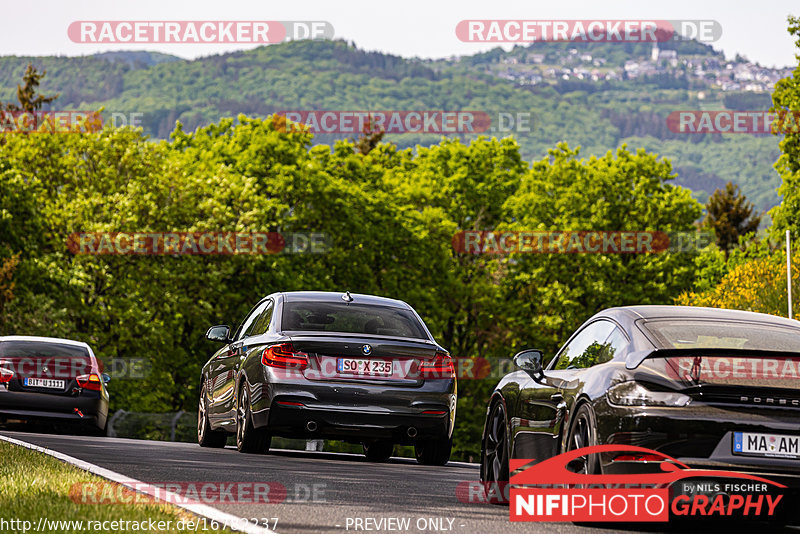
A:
703,181,761,257
0,39,784,211
769,15,800,239
4,64,59,113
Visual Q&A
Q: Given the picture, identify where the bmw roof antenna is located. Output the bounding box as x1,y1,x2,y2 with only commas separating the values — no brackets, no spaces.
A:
342,290,354,303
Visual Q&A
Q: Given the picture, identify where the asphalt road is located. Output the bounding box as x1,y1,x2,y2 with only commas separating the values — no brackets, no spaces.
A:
1,430,789,534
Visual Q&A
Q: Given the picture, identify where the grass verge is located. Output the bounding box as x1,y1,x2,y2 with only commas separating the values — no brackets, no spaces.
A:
0,439,236,533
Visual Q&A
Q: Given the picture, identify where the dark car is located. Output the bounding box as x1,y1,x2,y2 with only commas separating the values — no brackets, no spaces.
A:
197,291,456,464
0,336,110,434
481,305,800,493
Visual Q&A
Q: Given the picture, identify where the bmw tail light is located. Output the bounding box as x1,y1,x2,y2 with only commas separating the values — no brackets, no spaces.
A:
262,343,308,370
76,373,102,391
0,368,13,383
420,352,455,379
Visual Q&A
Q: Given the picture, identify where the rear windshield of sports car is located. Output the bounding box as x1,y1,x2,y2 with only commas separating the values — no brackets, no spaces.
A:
282,302,428,339
642,319,800,352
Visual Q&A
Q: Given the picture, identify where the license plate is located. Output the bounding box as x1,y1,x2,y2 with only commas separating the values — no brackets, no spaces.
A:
337,358,393,376
733,432,800,459
23,377,65,389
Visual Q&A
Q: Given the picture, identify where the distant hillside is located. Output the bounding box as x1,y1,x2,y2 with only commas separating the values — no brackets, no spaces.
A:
92,50,182,67
0,39,788,212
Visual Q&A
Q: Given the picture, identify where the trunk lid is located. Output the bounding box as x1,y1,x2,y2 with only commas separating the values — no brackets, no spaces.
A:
288,334,441,386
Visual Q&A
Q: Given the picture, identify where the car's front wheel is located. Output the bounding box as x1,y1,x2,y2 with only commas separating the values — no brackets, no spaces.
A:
415,436,452,466
565,403,599,474
198,385,227,448
236,384,271,454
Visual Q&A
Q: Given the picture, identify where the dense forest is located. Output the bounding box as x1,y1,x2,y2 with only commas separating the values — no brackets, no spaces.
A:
0,38,785,211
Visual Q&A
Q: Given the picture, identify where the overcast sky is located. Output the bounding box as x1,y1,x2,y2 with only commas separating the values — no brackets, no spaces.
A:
2,0,798,68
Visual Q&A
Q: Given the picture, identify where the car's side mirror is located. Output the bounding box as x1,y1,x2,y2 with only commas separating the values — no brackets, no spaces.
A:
101,373,111,384
513,349,545,381
206,325,231,343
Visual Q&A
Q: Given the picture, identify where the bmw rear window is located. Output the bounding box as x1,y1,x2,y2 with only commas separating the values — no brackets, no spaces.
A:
0,341,94,377
282,302,428,339
642,319,800,352
0,341,91,360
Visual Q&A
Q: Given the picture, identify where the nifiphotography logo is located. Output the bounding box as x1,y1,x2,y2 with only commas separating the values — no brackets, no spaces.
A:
509,445,787,523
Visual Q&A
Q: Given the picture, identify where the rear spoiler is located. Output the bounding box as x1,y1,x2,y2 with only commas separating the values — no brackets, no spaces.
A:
625,347,800,370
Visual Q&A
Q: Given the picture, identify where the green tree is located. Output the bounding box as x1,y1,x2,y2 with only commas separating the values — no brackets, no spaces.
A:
703,181,761,258
2,64,58,112
502,144,703,355
351,115,386,155
769,16,800,240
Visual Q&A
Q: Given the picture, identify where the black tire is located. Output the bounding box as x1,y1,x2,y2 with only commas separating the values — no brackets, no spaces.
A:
481,401,509,503
96,418,108,437
362,440,394,462
198,385,227,448
415,436,452,466
565,403,600,475
235,384,271,454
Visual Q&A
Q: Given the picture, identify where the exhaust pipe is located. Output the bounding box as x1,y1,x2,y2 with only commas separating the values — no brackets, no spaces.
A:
407,427,417,438
306,421,318,432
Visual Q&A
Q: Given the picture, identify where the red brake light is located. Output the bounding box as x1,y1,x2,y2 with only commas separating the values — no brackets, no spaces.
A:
420,352,455,379
76,373,102,391
276,401,305,407
0,368,13,383
262,343,308,370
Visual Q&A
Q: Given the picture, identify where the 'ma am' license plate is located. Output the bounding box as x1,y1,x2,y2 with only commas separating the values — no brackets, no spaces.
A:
337,358,393,376
733,431,800,459
24,377,65,389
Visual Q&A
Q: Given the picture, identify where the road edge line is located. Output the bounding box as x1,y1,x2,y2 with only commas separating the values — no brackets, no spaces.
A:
0,434,277,534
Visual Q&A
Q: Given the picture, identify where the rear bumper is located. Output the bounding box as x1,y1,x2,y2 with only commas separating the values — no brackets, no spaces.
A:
247,370,456,443
0,387,107,428
266,402,451,443
599,401,800,486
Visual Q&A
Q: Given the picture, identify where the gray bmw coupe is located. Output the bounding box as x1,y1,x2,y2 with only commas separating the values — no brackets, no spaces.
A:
198,291,456,465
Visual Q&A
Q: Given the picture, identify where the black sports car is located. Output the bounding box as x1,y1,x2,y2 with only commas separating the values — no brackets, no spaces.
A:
198,291,456,465
481,305,800,492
